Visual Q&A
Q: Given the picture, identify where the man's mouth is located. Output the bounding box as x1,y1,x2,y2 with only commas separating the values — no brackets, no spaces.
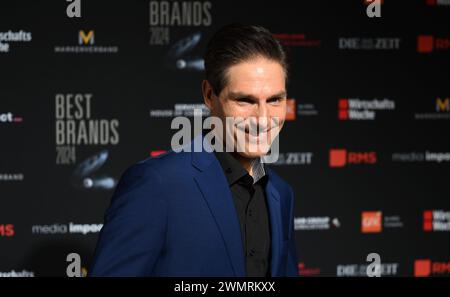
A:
235,125,271,139
241,126,270,135
235,120,276,136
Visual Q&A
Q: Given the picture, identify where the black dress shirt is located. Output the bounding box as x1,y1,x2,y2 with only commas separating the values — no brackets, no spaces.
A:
214,151,271,277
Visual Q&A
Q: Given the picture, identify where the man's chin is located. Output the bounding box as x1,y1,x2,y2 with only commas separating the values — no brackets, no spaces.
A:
234,146,271,159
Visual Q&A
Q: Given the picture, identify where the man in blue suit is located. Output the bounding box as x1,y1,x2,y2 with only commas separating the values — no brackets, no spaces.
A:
89,23,298,277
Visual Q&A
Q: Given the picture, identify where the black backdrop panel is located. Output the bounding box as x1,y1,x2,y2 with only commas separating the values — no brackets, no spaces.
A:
0,0,449,277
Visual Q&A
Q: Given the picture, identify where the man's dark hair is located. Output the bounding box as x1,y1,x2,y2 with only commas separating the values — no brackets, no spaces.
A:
204,23,288,96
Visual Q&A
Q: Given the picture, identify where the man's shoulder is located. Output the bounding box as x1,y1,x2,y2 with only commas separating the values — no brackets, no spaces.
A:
123,150,193,179
112,150,194,199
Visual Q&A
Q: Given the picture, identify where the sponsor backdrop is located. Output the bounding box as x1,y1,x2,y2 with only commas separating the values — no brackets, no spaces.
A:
1,0,449,277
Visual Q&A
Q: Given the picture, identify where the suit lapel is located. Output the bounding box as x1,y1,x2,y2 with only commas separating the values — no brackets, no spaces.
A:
265,177,284,277
189,133,285,277
191,140,246,276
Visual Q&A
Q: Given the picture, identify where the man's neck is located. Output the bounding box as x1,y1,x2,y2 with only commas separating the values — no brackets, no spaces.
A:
231,152,256,177
205,128,258,177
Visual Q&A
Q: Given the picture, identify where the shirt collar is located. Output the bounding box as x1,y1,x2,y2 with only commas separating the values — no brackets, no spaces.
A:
214,151,267,185
250,157,266,184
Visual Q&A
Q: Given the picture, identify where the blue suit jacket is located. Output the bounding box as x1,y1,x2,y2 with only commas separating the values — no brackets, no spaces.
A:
89,137,298,277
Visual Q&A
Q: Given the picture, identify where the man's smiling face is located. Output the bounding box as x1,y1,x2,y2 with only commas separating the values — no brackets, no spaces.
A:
204,56,287,158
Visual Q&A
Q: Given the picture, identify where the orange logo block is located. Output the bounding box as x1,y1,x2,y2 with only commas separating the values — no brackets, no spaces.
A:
362,211,382,233
329,149,347,167
285,98,296,121
415,259,431,277
417,35,434,53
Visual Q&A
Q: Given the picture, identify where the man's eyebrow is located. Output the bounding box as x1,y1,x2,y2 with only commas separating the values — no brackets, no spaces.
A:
267,91,287,99
229,91,287,100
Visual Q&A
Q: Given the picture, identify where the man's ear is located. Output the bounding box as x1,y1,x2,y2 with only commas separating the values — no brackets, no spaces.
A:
202,80,214,110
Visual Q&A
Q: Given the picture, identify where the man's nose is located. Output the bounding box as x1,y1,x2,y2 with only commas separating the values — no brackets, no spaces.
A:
256,102,268,118
251,103,269,131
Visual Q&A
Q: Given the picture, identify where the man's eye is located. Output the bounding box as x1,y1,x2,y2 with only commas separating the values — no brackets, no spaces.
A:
236,98,253,104
268,98,283,104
